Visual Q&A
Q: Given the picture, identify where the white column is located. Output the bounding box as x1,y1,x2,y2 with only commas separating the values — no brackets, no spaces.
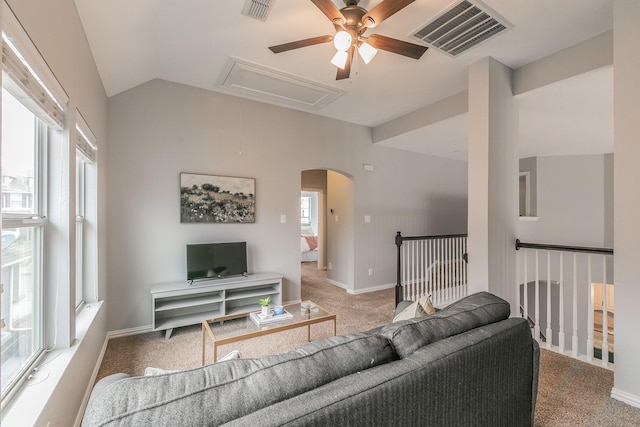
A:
612,0,640,407
467,57,519,313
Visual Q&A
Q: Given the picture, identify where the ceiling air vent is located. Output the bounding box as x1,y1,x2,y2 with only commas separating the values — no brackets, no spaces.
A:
411,0,512,57
242,0,276,22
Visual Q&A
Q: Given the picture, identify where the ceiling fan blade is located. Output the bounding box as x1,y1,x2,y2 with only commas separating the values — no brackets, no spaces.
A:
269,35,333,54
363,0,415,27
366,34,428,60
310,0,346,23
336,46,354,80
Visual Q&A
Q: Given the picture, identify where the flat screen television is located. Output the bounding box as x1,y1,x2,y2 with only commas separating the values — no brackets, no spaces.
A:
186,242,247,281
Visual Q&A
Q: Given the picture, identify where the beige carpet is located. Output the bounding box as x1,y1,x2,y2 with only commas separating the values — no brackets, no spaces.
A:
96,264,640,425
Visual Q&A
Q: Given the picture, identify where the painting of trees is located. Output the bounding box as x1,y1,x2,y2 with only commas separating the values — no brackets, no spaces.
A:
180,173,255,223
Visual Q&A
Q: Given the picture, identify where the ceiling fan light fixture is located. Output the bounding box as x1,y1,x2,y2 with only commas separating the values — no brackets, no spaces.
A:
358,42,378,64
330,50,348,69
333,30,352,51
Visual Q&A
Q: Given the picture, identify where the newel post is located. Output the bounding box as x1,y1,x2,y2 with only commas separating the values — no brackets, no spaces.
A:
395,231,403,306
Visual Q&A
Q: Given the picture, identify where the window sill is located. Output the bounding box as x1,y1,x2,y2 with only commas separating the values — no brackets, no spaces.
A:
1,301,104,427
518,216,539,222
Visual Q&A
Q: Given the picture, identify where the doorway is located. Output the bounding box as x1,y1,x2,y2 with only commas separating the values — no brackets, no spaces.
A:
301,169,354,293
300,189,324,269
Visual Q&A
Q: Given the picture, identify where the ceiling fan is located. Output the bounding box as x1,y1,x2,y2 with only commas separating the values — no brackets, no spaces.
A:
268,0,428,80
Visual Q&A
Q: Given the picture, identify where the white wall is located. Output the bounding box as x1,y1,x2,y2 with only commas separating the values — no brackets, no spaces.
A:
106,79,468,332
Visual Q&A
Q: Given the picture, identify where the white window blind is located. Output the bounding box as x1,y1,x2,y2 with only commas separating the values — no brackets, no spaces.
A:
2,3,67,128
76,110,97,163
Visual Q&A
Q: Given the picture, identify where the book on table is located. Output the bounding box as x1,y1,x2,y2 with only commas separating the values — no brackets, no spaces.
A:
250,309,293,327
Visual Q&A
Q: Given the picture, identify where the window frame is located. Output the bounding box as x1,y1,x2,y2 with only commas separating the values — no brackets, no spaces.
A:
1,96,48,403
301,195,311,225
1,5,66,403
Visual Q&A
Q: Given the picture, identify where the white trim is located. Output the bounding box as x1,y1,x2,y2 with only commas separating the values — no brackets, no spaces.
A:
74,333,110,427
349,282,396,294
519,171,531,217
1,302,103,426
326,279,396,295
107,325,153,339
326,278,349,291
611,388,640,408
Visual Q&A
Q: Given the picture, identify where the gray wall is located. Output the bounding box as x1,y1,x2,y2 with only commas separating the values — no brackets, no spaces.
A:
517,154,610,247
106,79,468,332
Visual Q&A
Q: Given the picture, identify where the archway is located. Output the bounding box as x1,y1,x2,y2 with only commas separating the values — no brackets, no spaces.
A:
300,169,355,294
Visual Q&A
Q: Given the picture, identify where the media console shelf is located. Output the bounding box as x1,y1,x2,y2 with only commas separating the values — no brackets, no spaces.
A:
151,272,283,339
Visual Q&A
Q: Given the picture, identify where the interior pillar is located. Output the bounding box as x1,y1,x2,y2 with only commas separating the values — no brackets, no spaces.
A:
612,0,640,407
466,57,519,313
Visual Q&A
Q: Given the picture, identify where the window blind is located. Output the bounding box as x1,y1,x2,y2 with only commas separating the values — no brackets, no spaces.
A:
76,110,97,163
2,4,68,128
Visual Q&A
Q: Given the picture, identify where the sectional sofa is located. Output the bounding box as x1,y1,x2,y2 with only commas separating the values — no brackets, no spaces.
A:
82,291,539,426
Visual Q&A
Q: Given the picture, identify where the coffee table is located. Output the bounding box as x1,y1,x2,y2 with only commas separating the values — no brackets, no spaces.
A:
201,301,336,364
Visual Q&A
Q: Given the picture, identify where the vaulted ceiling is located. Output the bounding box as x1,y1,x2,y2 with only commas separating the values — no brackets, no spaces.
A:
74,0,614,160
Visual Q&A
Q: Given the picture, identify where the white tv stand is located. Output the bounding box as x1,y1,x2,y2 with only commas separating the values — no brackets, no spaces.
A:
150,272,283,339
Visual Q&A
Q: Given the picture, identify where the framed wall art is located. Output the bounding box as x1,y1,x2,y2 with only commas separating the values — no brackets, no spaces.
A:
180,173,255,223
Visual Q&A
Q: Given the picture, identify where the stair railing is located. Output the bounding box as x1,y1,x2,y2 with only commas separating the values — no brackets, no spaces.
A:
515,239,614,366
395,232,468,307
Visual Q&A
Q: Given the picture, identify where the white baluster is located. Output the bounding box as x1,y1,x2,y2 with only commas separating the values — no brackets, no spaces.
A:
586,255,593,362
573,254,579,358
534,250,540,342
558,253,565,353
524,250,529,335
546,251,552,349
601,256,609,367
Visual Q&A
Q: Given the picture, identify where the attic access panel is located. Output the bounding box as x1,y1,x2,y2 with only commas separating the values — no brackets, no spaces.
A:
411,0,512,57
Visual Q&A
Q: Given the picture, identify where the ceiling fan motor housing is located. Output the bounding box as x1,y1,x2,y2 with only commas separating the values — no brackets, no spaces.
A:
334,5,369,41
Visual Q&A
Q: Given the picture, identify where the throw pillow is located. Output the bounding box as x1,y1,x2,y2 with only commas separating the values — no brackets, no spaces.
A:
144,350,240,376
144,366,178,376
418,294,436,315
392,294,435,322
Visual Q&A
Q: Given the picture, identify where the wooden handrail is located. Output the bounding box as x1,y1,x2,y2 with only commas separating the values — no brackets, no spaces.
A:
515,239,613,255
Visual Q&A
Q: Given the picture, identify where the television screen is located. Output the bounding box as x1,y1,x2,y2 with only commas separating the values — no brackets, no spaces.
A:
186,242,247,281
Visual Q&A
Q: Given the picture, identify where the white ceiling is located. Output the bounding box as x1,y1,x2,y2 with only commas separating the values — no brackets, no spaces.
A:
73,0,614,160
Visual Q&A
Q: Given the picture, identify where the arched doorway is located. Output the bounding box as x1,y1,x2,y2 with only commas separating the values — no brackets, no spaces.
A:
300,169,355,294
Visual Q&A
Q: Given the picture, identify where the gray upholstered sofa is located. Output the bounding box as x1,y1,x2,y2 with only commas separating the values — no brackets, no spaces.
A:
82,292,539,426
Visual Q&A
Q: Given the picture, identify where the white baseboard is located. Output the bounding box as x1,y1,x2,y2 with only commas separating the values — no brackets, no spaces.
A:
611,387,640,408
325,279,395,295
326,278,349,291
349,283,396,294
108,324,153,339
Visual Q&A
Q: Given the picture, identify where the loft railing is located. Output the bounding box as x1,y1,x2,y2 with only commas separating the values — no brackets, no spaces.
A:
515,239,614,366
395,232,468,307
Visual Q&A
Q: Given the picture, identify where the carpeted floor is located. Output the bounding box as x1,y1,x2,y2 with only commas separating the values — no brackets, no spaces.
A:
96,263,640,425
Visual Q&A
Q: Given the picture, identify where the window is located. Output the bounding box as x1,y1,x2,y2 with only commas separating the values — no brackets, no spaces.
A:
1,9,68,403
301,196,310,225
75,113,97,309
75,156,85,308
519,172,530,217
1,88,47,400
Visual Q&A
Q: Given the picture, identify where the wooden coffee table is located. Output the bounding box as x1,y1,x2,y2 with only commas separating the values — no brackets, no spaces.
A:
201,301,336,364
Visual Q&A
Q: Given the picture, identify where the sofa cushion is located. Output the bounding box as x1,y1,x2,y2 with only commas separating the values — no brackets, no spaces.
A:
379,291,510,358
81,332,396,427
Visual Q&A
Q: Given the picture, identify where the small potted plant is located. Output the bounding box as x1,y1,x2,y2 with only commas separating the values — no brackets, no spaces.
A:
258,296,272,316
